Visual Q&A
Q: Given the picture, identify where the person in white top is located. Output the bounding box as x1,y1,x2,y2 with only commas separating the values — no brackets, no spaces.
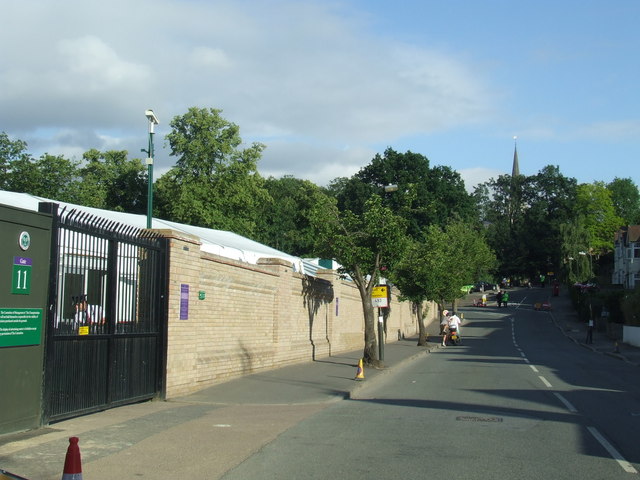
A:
74,296,106,326
448,314,462,332
442,313,462,346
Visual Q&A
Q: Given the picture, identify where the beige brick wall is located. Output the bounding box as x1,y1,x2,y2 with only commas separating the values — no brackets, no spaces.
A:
161,230,438,398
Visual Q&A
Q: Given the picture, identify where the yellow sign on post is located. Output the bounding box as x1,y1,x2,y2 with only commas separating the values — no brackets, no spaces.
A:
371,286,388,308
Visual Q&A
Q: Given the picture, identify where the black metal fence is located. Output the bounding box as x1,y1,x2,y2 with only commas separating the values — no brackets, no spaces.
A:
40,204,167,422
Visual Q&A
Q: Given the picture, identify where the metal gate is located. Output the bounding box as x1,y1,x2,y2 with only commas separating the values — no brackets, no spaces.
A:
41,204,167,423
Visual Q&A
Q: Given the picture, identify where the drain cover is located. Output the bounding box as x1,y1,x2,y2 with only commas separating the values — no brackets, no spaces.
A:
456,415,503,423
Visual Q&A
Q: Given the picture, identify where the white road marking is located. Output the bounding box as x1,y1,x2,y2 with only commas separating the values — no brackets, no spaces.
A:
528,364,538,372
538,376,553,388
587,426,638,474
553,393,578,413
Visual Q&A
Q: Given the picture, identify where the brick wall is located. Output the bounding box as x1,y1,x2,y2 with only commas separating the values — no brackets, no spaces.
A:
162,230,438,398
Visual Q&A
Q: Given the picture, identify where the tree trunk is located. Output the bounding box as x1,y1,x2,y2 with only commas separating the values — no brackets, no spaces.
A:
361,298,381,367
416,301,428,346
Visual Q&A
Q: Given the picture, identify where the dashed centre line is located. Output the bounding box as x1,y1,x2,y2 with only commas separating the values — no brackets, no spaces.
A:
538,375,553,388
553,392,577,413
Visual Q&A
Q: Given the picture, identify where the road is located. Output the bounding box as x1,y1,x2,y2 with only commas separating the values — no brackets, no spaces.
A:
221,288,640,479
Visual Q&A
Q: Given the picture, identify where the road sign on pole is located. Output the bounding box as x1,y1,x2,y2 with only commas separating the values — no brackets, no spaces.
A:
371,286,388,308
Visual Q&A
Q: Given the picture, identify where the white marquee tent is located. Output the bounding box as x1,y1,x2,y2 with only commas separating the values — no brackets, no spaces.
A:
0,190,316,275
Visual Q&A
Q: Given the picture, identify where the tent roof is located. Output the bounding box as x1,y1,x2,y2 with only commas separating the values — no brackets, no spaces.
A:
0,190,310,274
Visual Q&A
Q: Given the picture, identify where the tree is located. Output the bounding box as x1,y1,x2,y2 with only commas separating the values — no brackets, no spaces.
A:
477,165,577,282
76,149,147,213
521,166,578,279
607,177,640,225
0,132,30,189
332,148,476,239
155,107,270,237
6,152,81,202
390,223,495,347
310,194,408,366
559,217,591,284
255,176,327,256
575,182,624,255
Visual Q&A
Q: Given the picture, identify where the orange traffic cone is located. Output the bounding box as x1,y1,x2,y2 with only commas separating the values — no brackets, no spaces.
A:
61,437,82,480
354,358,365,380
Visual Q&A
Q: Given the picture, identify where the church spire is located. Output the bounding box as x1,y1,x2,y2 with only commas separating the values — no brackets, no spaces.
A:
512,136,520,177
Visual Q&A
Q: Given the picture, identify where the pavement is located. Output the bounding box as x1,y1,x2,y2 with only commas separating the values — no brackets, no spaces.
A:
1,287,638,479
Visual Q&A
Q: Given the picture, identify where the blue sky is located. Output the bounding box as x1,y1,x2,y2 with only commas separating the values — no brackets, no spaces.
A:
0,0,638,191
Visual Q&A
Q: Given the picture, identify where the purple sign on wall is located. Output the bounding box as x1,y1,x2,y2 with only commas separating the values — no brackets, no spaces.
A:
180,284,189,320
13,256,33,266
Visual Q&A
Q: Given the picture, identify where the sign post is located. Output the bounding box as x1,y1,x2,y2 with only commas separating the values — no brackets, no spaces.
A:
371,286,388,361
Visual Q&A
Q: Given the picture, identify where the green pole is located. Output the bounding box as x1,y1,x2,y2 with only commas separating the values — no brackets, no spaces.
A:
146,130,154,229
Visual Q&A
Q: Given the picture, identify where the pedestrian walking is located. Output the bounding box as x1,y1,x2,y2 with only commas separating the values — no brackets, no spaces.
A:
586,318,594,344
501,290,509,308
496,290,503,308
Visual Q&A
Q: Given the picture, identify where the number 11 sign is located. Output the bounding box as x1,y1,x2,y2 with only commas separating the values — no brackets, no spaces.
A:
12,256,32,295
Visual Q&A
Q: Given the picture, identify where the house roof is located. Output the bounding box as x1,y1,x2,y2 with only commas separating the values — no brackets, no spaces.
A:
0,190,311,275
615,225,640,244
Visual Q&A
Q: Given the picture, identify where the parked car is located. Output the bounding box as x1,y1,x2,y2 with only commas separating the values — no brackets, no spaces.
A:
472,282,495,292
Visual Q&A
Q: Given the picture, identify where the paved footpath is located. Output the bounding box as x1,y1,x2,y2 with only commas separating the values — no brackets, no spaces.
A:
1,288,638,479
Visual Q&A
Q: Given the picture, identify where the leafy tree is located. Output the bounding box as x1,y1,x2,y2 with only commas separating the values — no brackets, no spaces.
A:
310,194,408,366
390,221,495,346
255,176,327,256
607,177,640,225
475,173,528,278
559,217,591,283
477,165,578,282
332,148,476,239
155,107,270,237
6,152,81,202
521,166,578,278
575,182,624,255
0,132,30,189
76,149,147,213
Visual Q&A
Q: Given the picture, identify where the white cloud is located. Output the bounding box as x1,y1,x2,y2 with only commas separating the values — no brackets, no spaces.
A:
188,47,233,69
0,0,498,183
57,36,151,92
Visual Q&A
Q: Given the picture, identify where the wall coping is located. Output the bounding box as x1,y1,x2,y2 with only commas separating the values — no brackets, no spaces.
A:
150,228,202,246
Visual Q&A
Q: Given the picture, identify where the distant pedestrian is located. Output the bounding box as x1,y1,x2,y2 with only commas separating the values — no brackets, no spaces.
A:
586,318,594,344
481,293,487,307
496,291,503,308
501,291,509,308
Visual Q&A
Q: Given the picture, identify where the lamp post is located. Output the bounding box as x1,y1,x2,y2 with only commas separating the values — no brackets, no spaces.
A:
376,184,399,362
143,109,159,229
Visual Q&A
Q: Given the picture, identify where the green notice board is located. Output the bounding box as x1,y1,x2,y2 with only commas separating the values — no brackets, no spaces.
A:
0,308,43,347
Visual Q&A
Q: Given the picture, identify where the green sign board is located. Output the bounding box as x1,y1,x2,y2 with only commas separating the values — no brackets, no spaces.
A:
11,256,32,295
0,308,43,347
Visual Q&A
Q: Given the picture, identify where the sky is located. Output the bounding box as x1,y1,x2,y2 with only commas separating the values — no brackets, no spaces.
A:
1,0,638,192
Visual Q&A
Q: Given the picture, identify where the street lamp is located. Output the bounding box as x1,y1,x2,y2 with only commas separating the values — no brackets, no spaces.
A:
377,184,398,362
143,109,159,229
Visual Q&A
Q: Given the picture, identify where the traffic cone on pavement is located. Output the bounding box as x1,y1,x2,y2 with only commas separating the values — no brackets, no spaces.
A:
61,437,82,480
354,358,365,380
